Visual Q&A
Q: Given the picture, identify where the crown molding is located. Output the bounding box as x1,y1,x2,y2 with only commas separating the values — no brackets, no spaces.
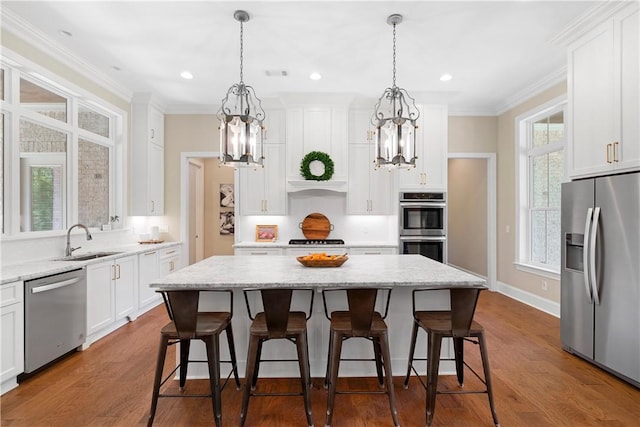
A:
551,0,635,46
1,8,133,103
494,67,567,116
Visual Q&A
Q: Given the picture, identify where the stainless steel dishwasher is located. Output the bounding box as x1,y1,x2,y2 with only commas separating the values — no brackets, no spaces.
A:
24,268,87,374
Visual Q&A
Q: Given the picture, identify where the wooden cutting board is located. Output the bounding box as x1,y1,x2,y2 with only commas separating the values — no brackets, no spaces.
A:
300,213,332,240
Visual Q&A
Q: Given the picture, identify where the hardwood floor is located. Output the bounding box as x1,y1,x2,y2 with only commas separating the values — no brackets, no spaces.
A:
2,291,639,426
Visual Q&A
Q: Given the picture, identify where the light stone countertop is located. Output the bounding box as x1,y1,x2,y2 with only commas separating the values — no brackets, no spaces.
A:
0,241,182,285
151,254,486,290
233,241,398,249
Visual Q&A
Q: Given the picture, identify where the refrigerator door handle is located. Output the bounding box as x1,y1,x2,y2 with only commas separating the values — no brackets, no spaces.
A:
590,207,601,305
583,208,594,303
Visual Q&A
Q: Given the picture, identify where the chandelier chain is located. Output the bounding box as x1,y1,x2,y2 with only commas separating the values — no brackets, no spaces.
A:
392,22,397,88
239,21,244,84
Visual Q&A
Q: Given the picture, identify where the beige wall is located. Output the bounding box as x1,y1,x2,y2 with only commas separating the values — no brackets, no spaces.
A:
496,81,566,302
203,158,235,256
163,114,219,242
448,158,488,277
448,116,498,153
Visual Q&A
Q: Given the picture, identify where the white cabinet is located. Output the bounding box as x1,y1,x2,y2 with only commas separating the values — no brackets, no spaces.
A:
138,249,161,309
347,110,394,215
159,247,182,278
86,254,138,340
1,281,24,394
398,105,448,191
235,247,284,256
568,3,639,178
239,143,287,215
131,96,165,215
285,247,346,257
286,105,348,182
349,247,397,255
263,108,286,143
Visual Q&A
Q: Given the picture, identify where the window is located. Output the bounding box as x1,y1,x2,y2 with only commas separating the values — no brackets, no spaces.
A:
516,98,566,276
1,59,123,236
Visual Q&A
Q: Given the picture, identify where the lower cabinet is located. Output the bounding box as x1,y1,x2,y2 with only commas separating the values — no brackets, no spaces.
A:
138,249,161,309
159,247,182,277
1,280,24,394
86,255,138,343
349,247,397,255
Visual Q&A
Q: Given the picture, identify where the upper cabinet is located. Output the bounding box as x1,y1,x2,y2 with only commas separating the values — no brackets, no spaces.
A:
238,109,287,215
347,108,394,215
398,105,448,191
286,104,348,191
131,94,165,215
567,3,639,178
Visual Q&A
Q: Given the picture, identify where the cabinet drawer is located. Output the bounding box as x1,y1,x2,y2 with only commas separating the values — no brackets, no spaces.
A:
1,281,24,308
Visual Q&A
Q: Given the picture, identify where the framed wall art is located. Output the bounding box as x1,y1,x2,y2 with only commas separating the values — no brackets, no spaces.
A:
255,225,278,242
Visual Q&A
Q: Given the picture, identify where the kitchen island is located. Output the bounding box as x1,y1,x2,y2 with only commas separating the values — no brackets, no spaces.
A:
151,254,486,378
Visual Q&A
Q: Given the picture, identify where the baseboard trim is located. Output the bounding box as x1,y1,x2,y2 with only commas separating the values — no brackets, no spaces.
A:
496,281,560,318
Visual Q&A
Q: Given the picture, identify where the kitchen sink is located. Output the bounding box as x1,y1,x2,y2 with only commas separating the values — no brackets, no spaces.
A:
58,251,123,261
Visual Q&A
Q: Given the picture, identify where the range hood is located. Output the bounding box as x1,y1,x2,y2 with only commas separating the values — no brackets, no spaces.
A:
287,179,347,193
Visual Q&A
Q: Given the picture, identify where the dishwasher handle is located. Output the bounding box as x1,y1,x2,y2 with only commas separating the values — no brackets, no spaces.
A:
31,277,81,294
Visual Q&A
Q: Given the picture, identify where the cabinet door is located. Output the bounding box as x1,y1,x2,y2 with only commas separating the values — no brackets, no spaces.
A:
114,256,137,320
239,166,266,215
568,22,616,177
369,164,393,214
149,107,164,147
264,109,285,143
87,261,115,335
349,247,396,255
349,109,374,144
421,105,447,191
348,144,373,214
618,7,640,172
263,143,286,214
234,247,283,256
139,250,160,308
1,281,24,383
148,142,164,215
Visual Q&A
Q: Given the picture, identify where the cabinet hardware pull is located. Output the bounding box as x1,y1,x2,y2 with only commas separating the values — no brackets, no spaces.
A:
151,129,155,139
169,261,174,271
151,200,155,212
613,141,619,162
144,251,157,256
165,250,176,255
116,264,121,280
111,265,116,281
606,143,612,163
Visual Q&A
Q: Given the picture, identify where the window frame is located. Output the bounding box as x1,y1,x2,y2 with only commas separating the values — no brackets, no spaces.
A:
1,55,125,238
515,95,567,279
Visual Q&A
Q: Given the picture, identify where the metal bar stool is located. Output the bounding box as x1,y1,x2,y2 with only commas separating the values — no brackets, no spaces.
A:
322,287,399,427
147,289,240,427
240,288,315,427
403,287,499,427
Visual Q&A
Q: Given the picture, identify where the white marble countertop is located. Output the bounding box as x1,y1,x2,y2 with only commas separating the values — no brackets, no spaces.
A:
151,254,486,290
233,241,398,249
1,241,182,285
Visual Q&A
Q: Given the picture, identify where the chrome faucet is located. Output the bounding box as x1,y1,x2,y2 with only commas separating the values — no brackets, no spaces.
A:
65,224,93,257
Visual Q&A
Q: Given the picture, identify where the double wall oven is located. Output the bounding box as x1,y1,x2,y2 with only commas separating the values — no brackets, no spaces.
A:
399,191,447,263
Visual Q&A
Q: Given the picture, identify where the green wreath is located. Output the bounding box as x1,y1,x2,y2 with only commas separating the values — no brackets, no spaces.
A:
300,151,334,181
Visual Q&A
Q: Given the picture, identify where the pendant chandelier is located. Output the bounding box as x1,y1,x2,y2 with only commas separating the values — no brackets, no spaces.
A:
218,10,265,168
372,14,419,170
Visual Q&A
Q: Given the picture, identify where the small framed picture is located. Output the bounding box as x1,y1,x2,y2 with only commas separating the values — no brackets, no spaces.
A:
255,225,278,242
220,212,234,235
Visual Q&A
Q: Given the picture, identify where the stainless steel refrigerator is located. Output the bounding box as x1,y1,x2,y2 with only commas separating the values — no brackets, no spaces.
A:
561,171,640,387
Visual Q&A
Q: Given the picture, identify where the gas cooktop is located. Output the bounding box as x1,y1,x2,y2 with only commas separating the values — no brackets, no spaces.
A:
288,239,345,245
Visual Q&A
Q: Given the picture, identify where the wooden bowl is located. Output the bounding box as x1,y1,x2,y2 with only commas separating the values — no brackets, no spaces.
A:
296,255,348,268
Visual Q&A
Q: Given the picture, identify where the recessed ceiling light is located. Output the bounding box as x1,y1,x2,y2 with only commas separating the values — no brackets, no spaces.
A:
180,71,194,80
58,29,73,37
309,72,322,80
440,73,453,82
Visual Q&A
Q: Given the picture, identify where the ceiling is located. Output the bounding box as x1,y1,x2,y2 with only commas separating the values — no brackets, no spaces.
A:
1,1,599,115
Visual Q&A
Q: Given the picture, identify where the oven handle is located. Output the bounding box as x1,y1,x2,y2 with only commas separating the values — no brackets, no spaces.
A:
31,277,81,294
399,236,446,242
400,202,447,208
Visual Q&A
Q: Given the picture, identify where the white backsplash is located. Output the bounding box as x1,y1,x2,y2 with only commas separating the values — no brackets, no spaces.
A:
235,190,398,244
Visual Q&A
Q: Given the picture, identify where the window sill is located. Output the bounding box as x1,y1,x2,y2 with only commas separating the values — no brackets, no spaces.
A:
514,262,560,280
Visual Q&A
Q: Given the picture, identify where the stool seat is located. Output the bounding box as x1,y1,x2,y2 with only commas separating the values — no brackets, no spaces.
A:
326,311,387,334
160,312,231,337
414,311,484,335
249,311,308,335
